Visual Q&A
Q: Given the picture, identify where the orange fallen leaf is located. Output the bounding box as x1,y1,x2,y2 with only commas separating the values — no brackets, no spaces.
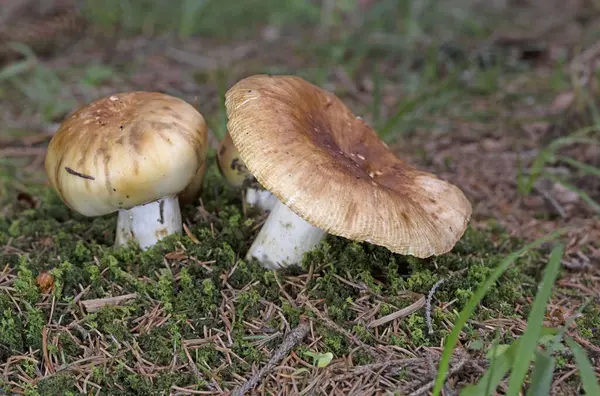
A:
36,272,54,293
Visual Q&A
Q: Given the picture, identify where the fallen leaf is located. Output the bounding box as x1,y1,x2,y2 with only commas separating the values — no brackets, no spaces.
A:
36,272,54,293
304,351,334,368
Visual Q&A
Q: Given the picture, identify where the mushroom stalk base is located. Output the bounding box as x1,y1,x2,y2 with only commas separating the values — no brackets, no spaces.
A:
246,199,326,269
245,187,278,212
115,195,182,250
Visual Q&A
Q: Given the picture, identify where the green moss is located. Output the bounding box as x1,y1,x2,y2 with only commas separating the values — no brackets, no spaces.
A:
57,332,82,357
231,335,265,368
25,306,45,350
138,325,180,366
0,294,24,356
36,373,78,396
320,328,348,356
194,345,222,368
0,158,551,393
85,306,136,343
281,300,303,327
576,304,600,345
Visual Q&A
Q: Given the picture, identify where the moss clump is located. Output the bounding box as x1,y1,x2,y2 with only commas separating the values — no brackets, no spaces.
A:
576,304,600,345
0,158,549,394
35,373,78,396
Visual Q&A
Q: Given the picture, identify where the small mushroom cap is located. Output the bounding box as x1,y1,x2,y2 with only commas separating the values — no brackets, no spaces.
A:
45,91,208,217
225,75,472,258
216,132,254,188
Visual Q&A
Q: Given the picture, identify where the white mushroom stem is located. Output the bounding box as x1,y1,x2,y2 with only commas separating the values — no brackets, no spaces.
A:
115,195,182,250
245,187,279,212
246,199,326,269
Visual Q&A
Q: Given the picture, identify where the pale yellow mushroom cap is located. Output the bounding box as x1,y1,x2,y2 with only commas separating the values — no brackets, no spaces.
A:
225,75,472,258
45,91,208,217
216,131,254,188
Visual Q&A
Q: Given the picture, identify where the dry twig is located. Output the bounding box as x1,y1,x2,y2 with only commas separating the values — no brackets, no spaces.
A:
80,293,137,313
368,296,426,328
330,358,424,381
232,317,310,396
303,299,381,358
406,354,469,396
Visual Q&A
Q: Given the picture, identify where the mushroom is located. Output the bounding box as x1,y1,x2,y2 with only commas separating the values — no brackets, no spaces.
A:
45,91,208,250
216,131,278,211
225,75,472,269
178,160,207,207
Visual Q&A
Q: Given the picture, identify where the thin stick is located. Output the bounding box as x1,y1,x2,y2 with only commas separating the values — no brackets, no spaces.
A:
80,293,137,313
232,318,310,396
330,358,424,381
304,299,380,358
407,355,468,396
41,327,54,374
368,296,426,328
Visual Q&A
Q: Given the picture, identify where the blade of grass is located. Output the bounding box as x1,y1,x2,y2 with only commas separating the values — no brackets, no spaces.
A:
556,156,600,177
565,337,600,395
0,60,34,82
516,147,528,195
371,65,382,129
460,327,559,396
521,150,551,196
460,340,520,396
543,172,600,213
519,128,599,196
526,350,555,396
179,0,208,38
379,69,461,138
484,329,504,395
547,136,599,151
506,244,564,395
432,229,567,396
5,42,37,60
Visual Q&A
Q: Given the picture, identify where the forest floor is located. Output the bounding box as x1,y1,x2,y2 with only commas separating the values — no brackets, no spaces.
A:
1,0,599,395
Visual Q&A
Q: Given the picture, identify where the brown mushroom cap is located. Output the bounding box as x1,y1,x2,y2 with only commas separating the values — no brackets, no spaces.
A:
225,75,472,258
45,91,208,217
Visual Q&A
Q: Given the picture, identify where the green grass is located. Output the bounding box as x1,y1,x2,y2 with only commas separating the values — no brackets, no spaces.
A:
517,124,600,215
513,59,600,215
435,241,600,396
82,0,321,39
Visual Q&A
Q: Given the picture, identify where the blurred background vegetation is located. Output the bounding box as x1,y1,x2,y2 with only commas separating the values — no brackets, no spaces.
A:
1,0,542,133
3,0,600,215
